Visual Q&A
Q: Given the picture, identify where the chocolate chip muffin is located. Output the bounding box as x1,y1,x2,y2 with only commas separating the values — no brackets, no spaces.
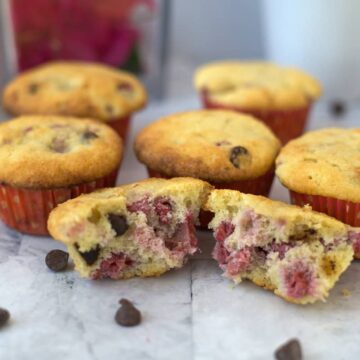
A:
205,190,355,304
2,61,147,140
194,61,322,144
0,115,122,235
276,128,360,258
48,178,212,279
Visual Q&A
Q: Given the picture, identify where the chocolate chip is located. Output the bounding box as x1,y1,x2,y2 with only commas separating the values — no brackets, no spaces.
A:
275,339,302,360
105,104,114,115
117,82,133,92
0,308,10,328
76,244,100,265
330,100,346,117
115,299,141,327
83,130,99,140
28,83,39,94
229,146,249,168
45,249,69,272
50,137,67,153
108,214,129,236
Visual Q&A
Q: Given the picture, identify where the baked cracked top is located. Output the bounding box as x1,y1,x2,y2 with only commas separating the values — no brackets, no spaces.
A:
276,128,360,202
194,61,322,110
0,115,123,188
134,110,281,182
3,61,147,120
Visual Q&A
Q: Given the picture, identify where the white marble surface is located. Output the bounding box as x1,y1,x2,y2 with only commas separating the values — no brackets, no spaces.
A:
1,98,360,360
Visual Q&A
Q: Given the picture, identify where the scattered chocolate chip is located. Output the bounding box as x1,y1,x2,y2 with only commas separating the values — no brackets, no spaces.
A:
28,83,39,94
330,100,346,117
275,338,302,360
115,299,141,327
45,249,69,272
0,308,10,328
83,130,99,140
305,228,316,235
76,244,100,265
108,214,129,236
229,146,249,168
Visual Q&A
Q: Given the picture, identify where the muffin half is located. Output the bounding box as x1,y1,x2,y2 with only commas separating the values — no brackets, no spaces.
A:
205,190,354,304
48,178,212,279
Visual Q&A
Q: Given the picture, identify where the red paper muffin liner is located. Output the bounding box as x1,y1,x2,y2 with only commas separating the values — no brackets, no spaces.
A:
107,115,131,142
201,92,311,144
290,191,360,227
147,167,275,229
0,170,118,236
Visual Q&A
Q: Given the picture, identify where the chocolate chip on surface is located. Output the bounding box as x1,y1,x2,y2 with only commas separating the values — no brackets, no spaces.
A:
117,82,133,92
83,130,99,140
50,137,68,153
28,83,39,94
229,146,249,168
108,214,129,236
330,100,346,117
115,299,141,327
76,244,100,265
105,104,114,115
0,308,10,328
275,338,302,360
45,249,69,272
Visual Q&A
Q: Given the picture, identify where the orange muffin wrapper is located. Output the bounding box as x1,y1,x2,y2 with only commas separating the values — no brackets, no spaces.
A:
201,92,311,144
147,167,275,229
107,115,131,142
290,191,360,227
0,170,118,236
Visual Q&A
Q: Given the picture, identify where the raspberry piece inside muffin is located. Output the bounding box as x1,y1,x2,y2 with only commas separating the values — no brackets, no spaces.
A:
48,178,212,279
206,190,354,304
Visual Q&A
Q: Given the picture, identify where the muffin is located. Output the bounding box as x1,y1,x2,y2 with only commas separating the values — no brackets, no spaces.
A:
48,178,212,279
2,61,147,140
205,190,355,304
194,61,322,144
276,128,360,258
0,115,123,235
134,110,281,226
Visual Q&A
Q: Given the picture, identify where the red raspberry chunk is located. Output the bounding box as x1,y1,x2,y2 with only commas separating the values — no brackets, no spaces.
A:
214,221,235,242
154,197,173,224
281,260,316,299
91,252,133,280
226,248,252,276
127,196,152,215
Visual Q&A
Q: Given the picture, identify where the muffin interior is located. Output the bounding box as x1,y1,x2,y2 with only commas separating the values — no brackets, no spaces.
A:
206,191,354,304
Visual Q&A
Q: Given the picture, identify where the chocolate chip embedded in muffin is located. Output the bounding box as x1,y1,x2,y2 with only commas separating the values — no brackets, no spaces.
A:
115,299,141,327
45,249,69,272
108,214,129,236
50,137,68,153
0,308,10,328
275,338,302,360
229,146,250,168
76,244,100,265
28,83,39,94
82,130,99,141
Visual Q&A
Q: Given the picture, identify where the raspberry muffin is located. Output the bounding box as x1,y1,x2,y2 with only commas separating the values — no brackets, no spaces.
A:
134,110,281,226
276,128,360,258
194,61,321,144
0,115,122,235
48,178,212,280
205,190,355,304
2,61,147,140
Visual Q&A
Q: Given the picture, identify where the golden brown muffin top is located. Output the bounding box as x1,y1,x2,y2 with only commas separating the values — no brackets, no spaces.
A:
194,61,321,110
276,128,360,202
0,115,123,188
134,110,281,182
3,61,147,121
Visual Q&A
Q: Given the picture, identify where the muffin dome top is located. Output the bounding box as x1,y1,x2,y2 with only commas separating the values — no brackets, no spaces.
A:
194,61,321,110
3,61,147,120
0,115,123,188
276,128,360,201
134,110,281,182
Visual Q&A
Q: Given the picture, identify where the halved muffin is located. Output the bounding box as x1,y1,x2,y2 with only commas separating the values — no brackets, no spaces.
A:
205,190,355,304
48,178,212,279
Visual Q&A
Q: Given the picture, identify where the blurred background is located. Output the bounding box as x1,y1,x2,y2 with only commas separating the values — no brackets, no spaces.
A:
0,0,358,108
